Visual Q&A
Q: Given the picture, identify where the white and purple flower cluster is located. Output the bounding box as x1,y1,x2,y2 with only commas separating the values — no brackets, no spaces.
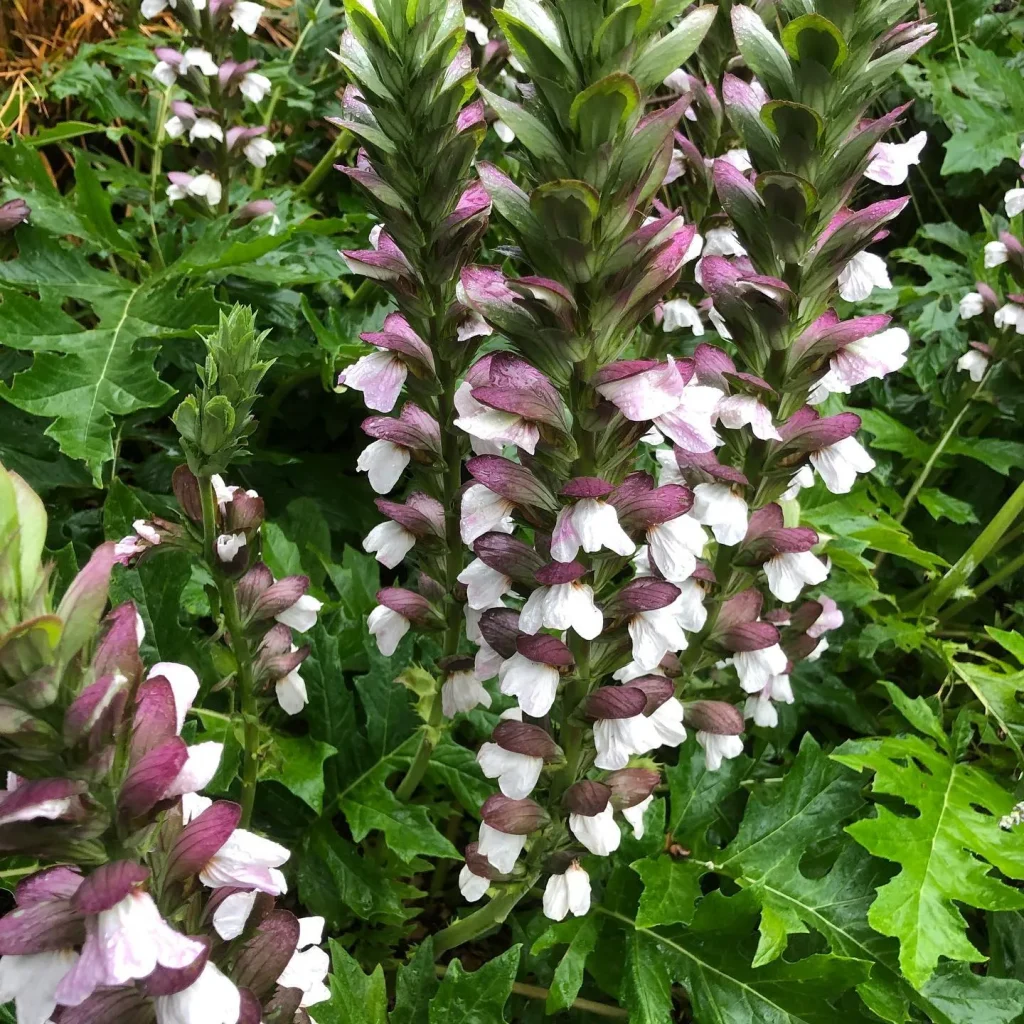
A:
141,0,276,219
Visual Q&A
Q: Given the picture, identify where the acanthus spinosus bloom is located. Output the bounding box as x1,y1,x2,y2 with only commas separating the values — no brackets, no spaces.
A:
441,657,492,718
587,687,656,771
459,842,502,903
550,478,635,562
518,562,603,641
478,795,548,873
498,633,573,718
864,131,927,186
339,313,435,413
685,701,746,771
566,781,621,856
956,343,990,382
543,862,591,921
477,718,560,799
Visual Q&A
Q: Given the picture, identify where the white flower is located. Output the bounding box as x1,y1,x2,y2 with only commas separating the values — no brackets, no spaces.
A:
519,581,603,640
341,349,407,413
0,950,79,1024
716,394,781,440
459,863,491,902
764,550,829,602
465,15,489,44
985,240,1009,268
810,436,876,494
648,696,687,748
956,349,989,382
200,828,289,894
244,137,276,168
276,594,322,633
674,578,708,632
551,498,635,562
593,715,657,770
707,303,732,339
188,173,222,208
654,384,724,454
543,863,591,921
622,795,654,839
628,600,689,671
276,665,308,715
212,890,258,940
454,381,539,454
995,303,1024,333
662,298,704,335
155,962,241,1024
498,653,560,717
153,61,178,87
189,117,224,143
458,558,514,610
721,148,752,172
142,0,175,17
180,47,219,76
147,661,200,732
240,71,272,103
276,918,330,1007
744,673,794,728
691,482,748,545
734,643,788,694
164,115,186,139
460,484,515,544
780,464,814,502
959,291,985,320
477,822,526,873
55,892,204,1005
1006,188,1024,218
865,132,926,185
647,514,706,582
367,604,409,656
357,439,409,494
216,532,246,563
441,668,492,717
477,743,543,799
697,731,745,771
838,251,890,302
493,120,515,143
163,740,223,798
569,803,621,856
703,226,746,258
362,520,416,569
811,327,910,402
230,1,264,34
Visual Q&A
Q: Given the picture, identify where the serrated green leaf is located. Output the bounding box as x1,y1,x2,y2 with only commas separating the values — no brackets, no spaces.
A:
259,734,336,814
879,681,949,750
429,946,520,1023
311,941,388,1024
833,734,1024,987
392,939,439,1024
918,488,978,525
631,856,703,928
531,916,598,1013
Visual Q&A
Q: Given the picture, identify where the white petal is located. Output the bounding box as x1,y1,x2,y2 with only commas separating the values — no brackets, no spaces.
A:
476,743,543,799
275,668,308,714
357,438,409,494
275,594,323,633
498,654,560,717
367,605,409,656
458,558,513,609
459,865,490,902
477,823,526,873
838,251,890,302
569,804,621,856
362,520,416,568
622,795,654,839
764,551,829,603
148,662,200,733
691,483,748,545
212,890,258,940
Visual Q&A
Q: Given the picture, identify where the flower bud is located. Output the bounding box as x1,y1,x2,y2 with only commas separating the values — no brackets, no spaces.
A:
585,686,648,721
234,909,300,1001
564,780,611,817
480,793,548,834
605,768,660,809
683,701,745,735
492,720,561,761
464,841,504,880
0,198,30,232
516,632,574,668
478,608,522,659
622,675,674,713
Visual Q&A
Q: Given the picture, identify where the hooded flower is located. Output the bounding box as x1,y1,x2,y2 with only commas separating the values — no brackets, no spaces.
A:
745,672,794,728
551,480,635,562
229,1,264,34
865,132,926,185
566,782,621,856
956,347,989,382
995,303,1024,332
458,843,501,903
441,660,492,718
587,688,657,771
275,594,322,633
460,484,516,544
154,962,241,1024
498,634,573,717
809,326,910,403
0,950,79,1024
691,482,748,545
716,395,781,440
542,862,591,921
685,701,746,771
477,795,546,872
476,720,559,799
519,562,602,640
734,643,789,694
809,436,876,494
959,292,985,320
838,251,891,302
662,298,705,335
276,917,330,1008
764,550,829,603
339,351,408,413
698,729,745,771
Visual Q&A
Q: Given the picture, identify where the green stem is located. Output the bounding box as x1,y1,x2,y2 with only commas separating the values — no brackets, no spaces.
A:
294,130,350,199
938,548,1024,621
431,875,539,956
917,478,1024,616
199,474,260,827
147,86,172,270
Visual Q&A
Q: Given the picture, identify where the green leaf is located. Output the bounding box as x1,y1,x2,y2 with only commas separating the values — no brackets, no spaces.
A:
392,939,440,1024
298,820,409,925
856,409,933,463
531,916,598,1013
780,14,848,71
833,733,1024,987
621,929,673,1024
986,627,1024,667
73,152,137,257
569,73,641,150
944,438,1024,476
429,945,521,1023
259,734,337,813
424,734,491,815
732,6,795,97
849,525,947,571
262,521,305,578
478,86,568,172
878,681,949,750
631,856,704,928
918,488,978,525
629,6,717,88
312,941,388,1024
24,122,106,146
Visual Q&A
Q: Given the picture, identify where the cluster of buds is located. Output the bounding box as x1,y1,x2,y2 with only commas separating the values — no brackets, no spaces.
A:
143,0,277,221
0,463,330,1024
958,179,1024,380
331,0,495,742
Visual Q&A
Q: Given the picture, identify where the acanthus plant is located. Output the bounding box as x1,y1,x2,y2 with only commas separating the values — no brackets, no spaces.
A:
330,0,492,799
331,0,940,947
142,0,279,223
0,454,331,1024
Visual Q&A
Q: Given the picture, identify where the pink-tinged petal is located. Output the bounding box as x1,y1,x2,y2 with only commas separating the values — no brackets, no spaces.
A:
131,677,180,758
593,357,687,420
166,800,243,882
654,385,724,453
611,473,692,529
340,350,407,413
466,455,558,509
72,862,150,915
64,674,128,747
15,865,82,905
93,602,144,680
56,542,118,662
360,312,435,371
0,778,83,828
119,738,188,817
457,98,487,132
0,899,85,954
